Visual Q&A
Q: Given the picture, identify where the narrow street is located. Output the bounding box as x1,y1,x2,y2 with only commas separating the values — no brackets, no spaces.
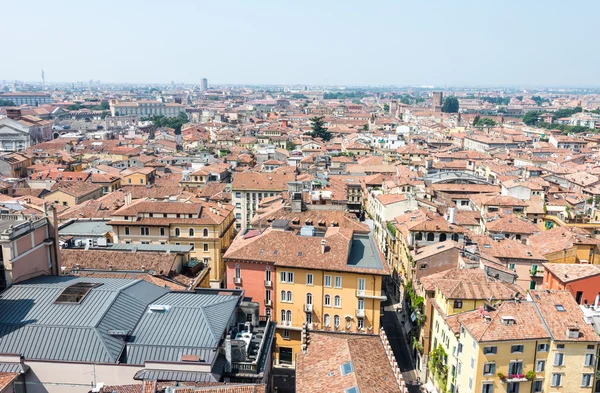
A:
381,298,421,393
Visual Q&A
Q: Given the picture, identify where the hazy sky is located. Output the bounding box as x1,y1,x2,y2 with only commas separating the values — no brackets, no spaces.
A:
2,0,599,87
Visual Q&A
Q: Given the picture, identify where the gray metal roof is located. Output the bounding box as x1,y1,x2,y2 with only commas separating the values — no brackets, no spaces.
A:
0,276,168,363
346,234,385,270
59,220,113,236
0,362,29,374
0,276,241,365
133,368,219,382
126,292,239,364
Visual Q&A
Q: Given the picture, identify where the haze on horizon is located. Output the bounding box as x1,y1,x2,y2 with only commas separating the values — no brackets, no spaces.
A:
1,0,599,88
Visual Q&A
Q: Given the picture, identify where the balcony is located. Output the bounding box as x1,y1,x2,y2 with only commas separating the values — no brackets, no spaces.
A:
234,277,242,285
529,268,544,277
265,299,272,307
304,303,313,313
356,308,365,318
264,280,272,288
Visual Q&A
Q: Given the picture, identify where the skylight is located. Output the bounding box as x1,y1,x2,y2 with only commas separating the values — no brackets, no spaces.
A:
54,282,102,304
340,361,353,376
555,304,566,312
345,387,359,393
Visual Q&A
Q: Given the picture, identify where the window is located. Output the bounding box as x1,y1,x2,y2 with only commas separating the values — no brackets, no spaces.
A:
582,373,592,387
235,192,241,198
306,293,312,305
537,343,549,352
584,353,594,367
511,345,524,353
554,352,564,366
280,272,286,283
124,227,130,235
286,291,292,302
415,232,423,241
556,344,565,349
287,272,294,283
482,382,493,393
439,233,447,242
457,362,461,375
189,243,195,251
357,318,364,329
234,266,241,279
334,295,341,308
203,228,209,237
483,363,495,375
306,274,313,286
54,282,102,304
533,380,542,392
334,276,342,288
358,278,365,294
324,314,330,327
281,290,286,302
203,243,209,252
536,360,545,372
357,299,364,311
287,310,291,324
281,310,286,323
508,361,522,375
334,315,340,327
555,304,566,312
427,232,435,241
283,329,289,339
483,346,497,354
140,227,149,236
306,312,312,324
160,227,165,236
468,377,473,390
324,295,331,306
453,299,463,309
175,228,181,236
470,357,475,369
551,373,562,387
509,263,515,270
324,275,332,287
340,362,353,376
189,228,195,237
265,269,271,282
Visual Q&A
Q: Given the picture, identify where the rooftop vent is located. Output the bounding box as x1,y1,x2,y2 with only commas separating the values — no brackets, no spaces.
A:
149,304,171,313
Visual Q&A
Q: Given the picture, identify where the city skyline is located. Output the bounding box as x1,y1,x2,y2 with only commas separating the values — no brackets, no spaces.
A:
1,0,599,87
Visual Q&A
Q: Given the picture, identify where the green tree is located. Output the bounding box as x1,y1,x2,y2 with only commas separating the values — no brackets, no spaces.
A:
307,116,332,141
473,115,481,126
100,101,110,110
383,103,390,113
441,97,459,113
400,97,410,105
476,118,497,127
362,124,369,131
286,141,296,151
0,100,16,106
522,111,540,126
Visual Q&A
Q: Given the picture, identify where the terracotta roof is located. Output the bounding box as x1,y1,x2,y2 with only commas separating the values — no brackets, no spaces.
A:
296,333,399,393
530,290,600,342
231,171,294,191
60,249,178,275
542,263,600,283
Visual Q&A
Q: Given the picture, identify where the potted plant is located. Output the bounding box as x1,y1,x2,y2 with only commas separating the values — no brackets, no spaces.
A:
525,370,535,381
497,372,506,381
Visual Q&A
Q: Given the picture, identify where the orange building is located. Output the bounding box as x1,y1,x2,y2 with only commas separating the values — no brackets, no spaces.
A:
542,263,600,305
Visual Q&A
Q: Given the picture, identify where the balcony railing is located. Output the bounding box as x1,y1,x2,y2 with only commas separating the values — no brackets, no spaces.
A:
356,308,365,318
265,299,272,307
264,280,272,287
304,303,313,313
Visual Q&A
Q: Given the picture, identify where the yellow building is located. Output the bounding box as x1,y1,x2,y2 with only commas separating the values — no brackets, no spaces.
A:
221,224,389,367
109,199,235,287
120,167,156,186
427,288,599,393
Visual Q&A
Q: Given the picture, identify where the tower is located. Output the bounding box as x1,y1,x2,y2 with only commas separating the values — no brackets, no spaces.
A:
432,92,443,112
41,68,45,88
200,78,208,92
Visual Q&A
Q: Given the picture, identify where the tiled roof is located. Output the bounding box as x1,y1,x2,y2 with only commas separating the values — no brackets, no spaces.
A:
542,263,600,283
296,332,399,393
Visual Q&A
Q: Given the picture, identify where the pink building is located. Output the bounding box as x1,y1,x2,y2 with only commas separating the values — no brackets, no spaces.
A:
225,259,274,318
0,210,60,289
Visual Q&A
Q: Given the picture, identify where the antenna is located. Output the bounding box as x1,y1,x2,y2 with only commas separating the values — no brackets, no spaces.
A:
41,66,45,88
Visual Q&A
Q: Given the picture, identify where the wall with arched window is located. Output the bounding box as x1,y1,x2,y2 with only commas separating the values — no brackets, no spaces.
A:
174,228,181,236
189,228,195,237
203,228,209,237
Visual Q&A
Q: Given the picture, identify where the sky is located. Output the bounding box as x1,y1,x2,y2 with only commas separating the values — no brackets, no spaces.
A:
1,0,599,87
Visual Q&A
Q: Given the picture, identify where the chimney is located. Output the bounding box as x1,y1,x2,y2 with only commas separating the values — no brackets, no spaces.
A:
224,335,232,372
6,108,22,120
448,207,456,225
321,239,326,254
